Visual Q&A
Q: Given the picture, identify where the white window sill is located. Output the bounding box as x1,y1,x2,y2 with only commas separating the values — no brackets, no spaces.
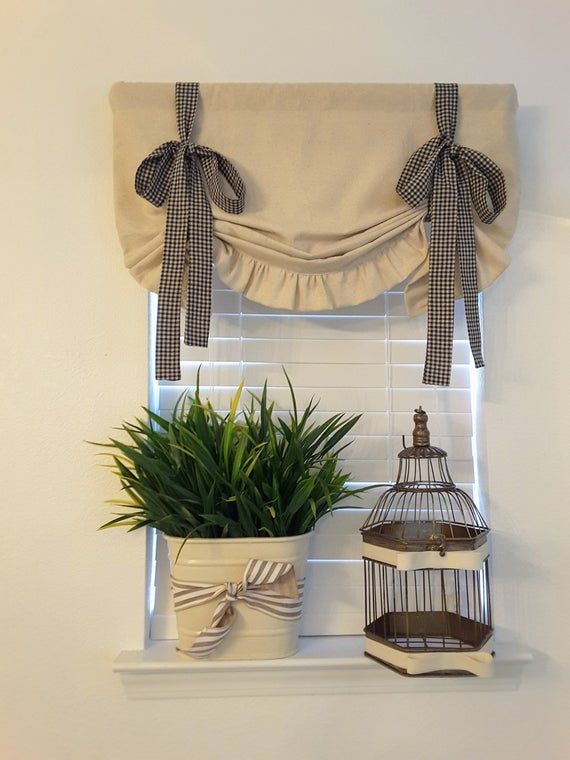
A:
113,636,532,699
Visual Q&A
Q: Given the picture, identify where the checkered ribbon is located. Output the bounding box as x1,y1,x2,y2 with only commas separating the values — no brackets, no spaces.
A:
171,559,304,658
397,83,507,386
135,82,245,381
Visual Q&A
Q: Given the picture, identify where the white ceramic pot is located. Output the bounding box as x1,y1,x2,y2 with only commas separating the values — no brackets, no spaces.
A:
165,533,311,660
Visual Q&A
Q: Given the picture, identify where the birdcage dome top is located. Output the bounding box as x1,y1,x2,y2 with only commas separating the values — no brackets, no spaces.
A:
361,408,489,554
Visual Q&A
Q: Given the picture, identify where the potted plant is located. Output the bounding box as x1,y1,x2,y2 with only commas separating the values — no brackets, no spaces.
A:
97,372,368,660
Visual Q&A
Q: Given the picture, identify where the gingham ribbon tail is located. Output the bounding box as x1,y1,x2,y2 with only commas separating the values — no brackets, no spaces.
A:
135,82,245,381
396,83,507,386
171,559,305,658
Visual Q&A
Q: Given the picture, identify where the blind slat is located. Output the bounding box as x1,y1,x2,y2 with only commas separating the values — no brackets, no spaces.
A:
242,338,388,364
242,314,387,340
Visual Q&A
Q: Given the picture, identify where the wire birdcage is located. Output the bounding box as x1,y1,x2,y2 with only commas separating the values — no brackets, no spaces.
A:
361,408,494,677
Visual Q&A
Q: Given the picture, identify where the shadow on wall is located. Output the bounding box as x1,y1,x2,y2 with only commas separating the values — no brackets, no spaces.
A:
517,105,547,213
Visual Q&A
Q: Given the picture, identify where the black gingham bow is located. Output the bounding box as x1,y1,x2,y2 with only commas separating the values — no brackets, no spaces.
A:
396,83,507,386
135,82,245,381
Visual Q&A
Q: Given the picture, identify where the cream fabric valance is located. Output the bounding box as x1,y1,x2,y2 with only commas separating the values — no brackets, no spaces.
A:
110,82,519,380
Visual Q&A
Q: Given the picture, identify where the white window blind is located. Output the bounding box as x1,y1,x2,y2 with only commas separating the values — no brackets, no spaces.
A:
149,273,476,639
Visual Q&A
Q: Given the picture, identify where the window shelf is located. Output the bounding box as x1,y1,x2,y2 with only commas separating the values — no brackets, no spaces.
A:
114,636,532,699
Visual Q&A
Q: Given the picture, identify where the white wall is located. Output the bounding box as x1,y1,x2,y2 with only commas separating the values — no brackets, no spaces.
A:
1,1,568,758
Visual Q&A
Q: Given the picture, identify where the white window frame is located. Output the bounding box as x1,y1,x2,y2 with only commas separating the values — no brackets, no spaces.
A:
146,285,478,642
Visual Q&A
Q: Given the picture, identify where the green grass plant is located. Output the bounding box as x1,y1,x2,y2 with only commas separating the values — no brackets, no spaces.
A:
96,371,372,538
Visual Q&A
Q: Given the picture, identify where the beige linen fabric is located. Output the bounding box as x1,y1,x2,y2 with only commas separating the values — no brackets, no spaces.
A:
110,83,519,315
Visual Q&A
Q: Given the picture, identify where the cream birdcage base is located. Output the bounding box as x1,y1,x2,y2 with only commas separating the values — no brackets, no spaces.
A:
365,622,494,677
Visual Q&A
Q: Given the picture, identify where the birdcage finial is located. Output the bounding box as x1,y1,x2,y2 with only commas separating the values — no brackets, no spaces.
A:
412,406,430,447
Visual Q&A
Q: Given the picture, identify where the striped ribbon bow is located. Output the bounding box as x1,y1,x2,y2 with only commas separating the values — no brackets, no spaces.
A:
135,82,246,381
396,83,507,386
171,559,304,658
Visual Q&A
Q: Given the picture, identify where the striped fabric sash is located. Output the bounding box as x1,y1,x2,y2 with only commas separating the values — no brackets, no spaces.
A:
135,82,246,381
397,83,507,387
171,558,304,658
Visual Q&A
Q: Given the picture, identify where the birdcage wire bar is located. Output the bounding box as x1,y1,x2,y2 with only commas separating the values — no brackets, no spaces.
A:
364,559,493,656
